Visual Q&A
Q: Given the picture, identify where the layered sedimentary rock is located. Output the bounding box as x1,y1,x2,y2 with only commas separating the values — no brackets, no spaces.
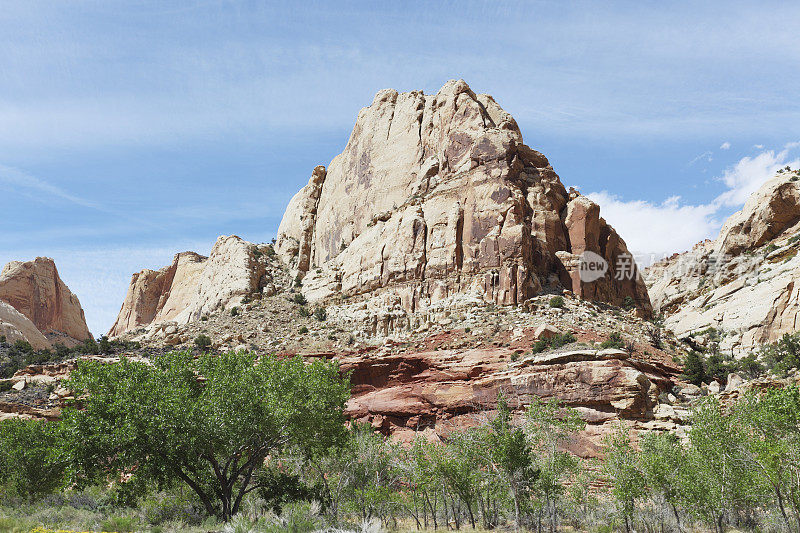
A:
0,301,51,350
109,235,269,336
0,257,91,345
647,170,800,352
337,345,679,458
277,80,650,314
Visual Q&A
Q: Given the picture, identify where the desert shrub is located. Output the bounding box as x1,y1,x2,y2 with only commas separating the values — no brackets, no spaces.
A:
298,326,309,334
194,334,212,351
622,296,635,310
293,293,308,305
298,306,311,317
532,332,576,353
600,332,625,350
549,296,565,308
646,325,663,349
314,307,327,322
230,306,239,317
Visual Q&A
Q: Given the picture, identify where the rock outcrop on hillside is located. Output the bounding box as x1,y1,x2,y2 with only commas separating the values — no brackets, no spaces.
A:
109,235,276,336
0,257,90,346
647,169,800,353
277,80,650,315
0,301,51,350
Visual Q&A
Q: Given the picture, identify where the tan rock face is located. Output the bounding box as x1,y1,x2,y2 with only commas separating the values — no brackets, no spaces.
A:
0,257,91,345
0,301,51,350
646,171,800,353
277,80,650,314
109,235,268,336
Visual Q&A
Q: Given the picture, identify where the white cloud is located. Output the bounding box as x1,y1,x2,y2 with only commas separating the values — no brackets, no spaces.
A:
689,151,713,165
589,143,800,257
714,143,800,207
720,141,731,150
587,192,720,258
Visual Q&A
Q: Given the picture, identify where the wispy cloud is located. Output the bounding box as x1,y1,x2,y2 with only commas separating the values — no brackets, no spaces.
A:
720,141,731,150
0,164,98,209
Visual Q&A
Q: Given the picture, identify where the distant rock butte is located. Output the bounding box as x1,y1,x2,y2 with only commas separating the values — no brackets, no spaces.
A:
0,257,90,346
276,80,650,314
109,236,268,336
647,171,800,352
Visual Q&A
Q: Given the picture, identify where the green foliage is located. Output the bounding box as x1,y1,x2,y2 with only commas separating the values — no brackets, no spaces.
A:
602,426,646,528
313,307,327,322
681,351,707,385
61,351,350,521
298,326,309,334
230,306,239,317
548,296,565,308
760,332,800,376
292,293,307,305
532,332,576,354
621,296,635,310
298,306,311,317
600,332,625,350
0,418,64,499
193,334,212,351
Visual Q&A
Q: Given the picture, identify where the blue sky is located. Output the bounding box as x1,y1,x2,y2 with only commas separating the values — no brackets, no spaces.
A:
1,1,799,336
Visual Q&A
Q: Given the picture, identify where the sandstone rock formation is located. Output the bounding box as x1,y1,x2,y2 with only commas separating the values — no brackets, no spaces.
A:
109,235,273,336
647,170,800,352
340,345,678,457
0,300,51,350
277,80,650,315
0,257,90,346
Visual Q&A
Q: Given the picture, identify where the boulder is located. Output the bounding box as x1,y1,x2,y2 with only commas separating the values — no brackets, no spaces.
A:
533,323,561,340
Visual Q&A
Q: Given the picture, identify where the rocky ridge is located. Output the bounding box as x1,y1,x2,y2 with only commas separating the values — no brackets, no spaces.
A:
647,169,800,353
0,257,91,347
276,80,651,318
109,235,282,337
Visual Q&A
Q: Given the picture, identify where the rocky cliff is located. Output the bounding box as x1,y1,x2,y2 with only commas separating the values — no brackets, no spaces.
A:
0,257,90,346
277,80,651,315
647,169,800,352
109,235,276,336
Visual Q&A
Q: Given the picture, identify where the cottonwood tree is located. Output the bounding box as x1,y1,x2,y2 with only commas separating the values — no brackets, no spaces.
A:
61,351,350,521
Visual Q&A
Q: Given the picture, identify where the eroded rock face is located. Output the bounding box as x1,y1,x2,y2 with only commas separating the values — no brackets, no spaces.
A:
109,235,269,336
0,301,51,350
0,257,90,345
276,80,650,314
646,171,800,352
339,346,677,458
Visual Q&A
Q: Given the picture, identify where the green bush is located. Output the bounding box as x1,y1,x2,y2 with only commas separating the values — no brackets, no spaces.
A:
600,332,625,350
101,515,139,533
298,326,309,334
194,334,212,351
230,306,239,317
293,293,307,305
532,332,576,353
549,296,565,308
314,307,327,321
621,296,635,310
298,306,311,317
